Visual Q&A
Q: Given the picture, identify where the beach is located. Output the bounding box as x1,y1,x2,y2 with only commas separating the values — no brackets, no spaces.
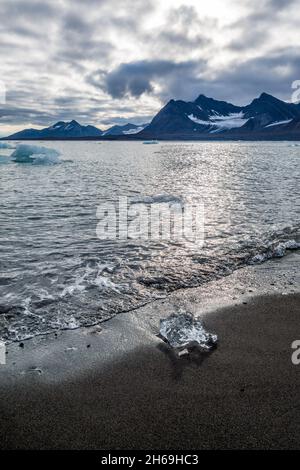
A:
0,251,299,450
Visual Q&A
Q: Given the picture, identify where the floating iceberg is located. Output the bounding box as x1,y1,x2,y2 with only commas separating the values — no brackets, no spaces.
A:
159,313,217,351
11,144,61,165
0,142,15,149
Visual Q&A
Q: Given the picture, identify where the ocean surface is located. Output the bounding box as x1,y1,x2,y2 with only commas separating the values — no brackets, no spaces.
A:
0,140,299,342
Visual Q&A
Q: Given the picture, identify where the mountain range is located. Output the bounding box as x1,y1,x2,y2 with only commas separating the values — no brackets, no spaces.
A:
3,92,300,140
5,120,148,140
139,92,300,139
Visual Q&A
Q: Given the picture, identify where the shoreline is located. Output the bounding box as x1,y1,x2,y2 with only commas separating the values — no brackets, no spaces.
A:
3,137,300,142
0,252,299,449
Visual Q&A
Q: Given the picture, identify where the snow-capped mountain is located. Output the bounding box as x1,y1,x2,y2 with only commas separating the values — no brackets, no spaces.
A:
3,93,300,141
6,120,103,139
140,93,300,138
103,122,148,136
6,120,148,139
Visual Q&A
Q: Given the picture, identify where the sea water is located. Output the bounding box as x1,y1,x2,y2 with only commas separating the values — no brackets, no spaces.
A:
0,140,299,341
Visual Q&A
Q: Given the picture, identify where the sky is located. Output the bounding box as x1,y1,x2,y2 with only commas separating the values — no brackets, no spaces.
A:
0,0,299,134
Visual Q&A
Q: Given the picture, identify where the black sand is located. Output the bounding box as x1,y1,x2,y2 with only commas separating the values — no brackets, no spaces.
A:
1,293,300,449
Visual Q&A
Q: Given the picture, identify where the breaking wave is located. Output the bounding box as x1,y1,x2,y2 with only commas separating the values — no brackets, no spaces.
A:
1,225,299,343
60,263,120,298
251,239,300,263
0,137,299,344
11,144,61,165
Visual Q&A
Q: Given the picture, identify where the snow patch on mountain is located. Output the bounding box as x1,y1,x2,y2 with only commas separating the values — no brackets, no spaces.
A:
187,112,248,131
187,115,210,126
265,119,293,128
123,126,145,134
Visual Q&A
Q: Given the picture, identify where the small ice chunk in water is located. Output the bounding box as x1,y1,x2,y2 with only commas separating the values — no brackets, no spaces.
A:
159,313,217,350
11,144,61,164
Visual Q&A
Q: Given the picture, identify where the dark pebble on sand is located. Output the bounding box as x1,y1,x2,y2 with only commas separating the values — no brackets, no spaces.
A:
19,342,24,348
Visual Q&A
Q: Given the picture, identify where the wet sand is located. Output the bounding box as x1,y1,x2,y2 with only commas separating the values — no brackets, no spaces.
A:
0,254,299,449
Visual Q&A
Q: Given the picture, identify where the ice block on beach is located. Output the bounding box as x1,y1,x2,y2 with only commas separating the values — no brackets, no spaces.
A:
159,313,217,351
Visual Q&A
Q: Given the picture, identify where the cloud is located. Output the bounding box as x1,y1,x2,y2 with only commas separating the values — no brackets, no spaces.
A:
0,0,300,132
225,48,300,101
143,6,214,58
94,59,205,99
176,47,300,105
228,0,300,51
0,0,56,19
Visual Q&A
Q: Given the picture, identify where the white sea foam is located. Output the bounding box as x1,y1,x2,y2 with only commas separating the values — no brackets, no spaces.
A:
251,239,300,263
11,144,61,164
60,262,119,298
50,315,81,331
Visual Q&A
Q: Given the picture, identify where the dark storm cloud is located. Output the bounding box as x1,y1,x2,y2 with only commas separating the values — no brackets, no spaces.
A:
183,47,300,105
95,45,300,105
96,60,202,98
92,45,298,106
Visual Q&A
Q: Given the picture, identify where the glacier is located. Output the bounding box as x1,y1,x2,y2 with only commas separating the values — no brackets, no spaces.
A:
187,112,248,132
